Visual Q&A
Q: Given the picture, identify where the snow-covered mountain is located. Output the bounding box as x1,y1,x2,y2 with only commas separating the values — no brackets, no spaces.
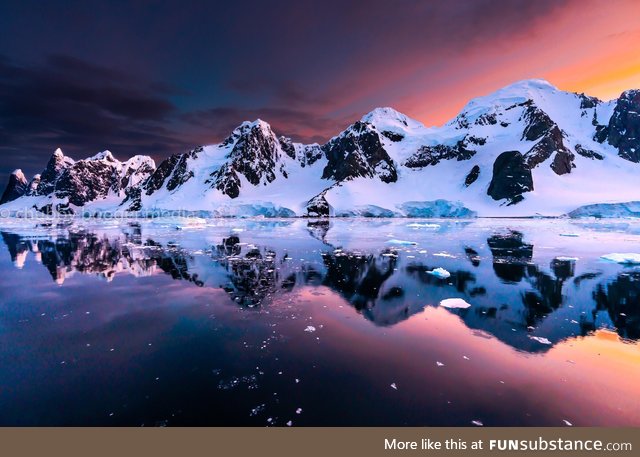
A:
2,79,639,217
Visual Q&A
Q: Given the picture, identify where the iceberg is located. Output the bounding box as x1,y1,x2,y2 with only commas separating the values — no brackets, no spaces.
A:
600,253,640,265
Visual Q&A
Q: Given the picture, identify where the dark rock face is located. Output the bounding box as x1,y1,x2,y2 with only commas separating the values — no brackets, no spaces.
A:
381,130,404,142
521,104,555,141
464,165,480,187
31,150,73,196
603,89,640,162
145,154,182,195
299,144,323,167
207,122,290,198
278,136,296,159
405,139,476,168
305,190,332,217
209,163,242,199
166,147,199,191
578,93,600,110
24,151,153,209
0,171,28,204
550,150,575,175
487,151,534,204
321,121,397,183
524,125,575,175
574,144,604,160
519,102,576,175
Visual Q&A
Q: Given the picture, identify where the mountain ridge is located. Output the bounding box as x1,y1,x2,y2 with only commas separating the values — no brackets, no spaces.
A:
2,79,639,218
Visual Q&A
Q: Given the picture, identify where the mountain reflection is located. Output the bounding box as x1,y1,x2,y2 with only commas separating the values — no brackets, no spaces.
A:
1,221,638,352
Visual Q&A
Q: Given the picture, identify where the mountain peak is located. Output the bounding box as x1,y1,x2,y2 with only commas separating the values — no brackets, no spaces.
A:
501,78,558,93
11,169,27,182
86,150,116,162
360,107,424,131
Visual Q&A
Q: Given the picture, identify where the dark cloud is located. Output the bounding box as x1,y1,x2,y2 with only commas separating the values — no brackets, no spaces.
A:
0,54,193,180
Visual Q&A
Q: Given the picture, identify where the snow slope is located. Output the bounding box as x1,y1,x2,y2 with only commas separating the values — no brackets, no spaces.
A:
2,79,640,218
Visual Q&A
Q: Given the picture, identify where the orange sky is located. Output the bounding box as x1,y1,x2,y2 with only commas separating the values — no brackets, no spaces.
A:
402,1,640,126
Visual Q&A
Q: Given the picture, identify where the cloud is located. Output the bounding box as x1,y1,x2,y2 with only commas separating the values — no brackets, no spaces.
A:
0,54,194,180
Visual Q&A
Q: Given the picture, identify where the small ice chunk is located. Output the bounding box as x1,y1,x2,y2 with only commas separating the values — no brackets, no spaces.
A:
600,253,640,265
390,383,398,390
555,256,579,261
286,420,292,427
407,223,440,229
439,298,471,309
471,420,483,426
304,326,316,333
296,408,302,414
387,239,418,246
563,419,573,426
436,361,445,367
529,336,552,345
559,233,579,237
428,267,451,279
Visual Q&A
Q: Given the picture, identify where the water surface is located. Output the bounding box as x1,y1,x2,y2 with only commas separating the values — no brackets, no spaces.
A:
0,217,639,426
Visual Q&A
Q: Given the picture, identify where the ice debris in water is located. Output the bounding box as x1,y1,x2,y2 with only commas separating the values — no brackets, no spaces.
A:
296,408,302,414
407,223,440,229
555,256,579,261
304,326,316,333
436,362,445,367
390,383,398,390
286,421,293,427
559,233,580,237
471,420,483,426
563,419,573,426
439,298,471,309
529,336,552,345
600,253,640,265
387,239,418,246
428,267,451,279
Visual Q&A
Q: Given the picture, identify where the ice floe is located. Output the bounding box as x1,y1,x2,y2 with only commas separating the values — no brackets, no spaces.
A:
428,267,451,279
600,253,640,265
439,298,471,309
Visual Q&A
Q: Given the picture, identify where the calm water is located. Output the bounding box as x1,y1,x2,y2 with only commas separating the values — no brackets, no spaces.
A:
0,217,639,426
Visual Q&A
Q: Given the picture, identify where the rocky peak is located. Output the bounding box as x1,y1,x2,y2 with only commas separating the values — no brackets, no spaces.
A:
321,121,398,183
32,148,75,196
206,120,293,198
86,150,117,163
0,169,29,204
600,89,640,162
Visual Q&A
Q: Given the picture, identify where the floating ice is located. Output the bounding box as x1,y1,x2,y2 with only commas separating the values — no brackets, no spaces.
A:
407,223,440,229
304,326,316,333
428,267,451,279
559,233,579,237
555,256,579,261
529,336,552,345
390,383,398,390
600,253,640,265
387,239,418,246
439,298,471,309
563,419,573,426
436,361,445,367
471,420,483,426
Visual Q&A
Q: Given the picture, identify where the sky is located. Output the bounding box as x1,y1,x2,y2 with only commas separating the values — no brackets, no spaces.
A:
1,0,639,184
